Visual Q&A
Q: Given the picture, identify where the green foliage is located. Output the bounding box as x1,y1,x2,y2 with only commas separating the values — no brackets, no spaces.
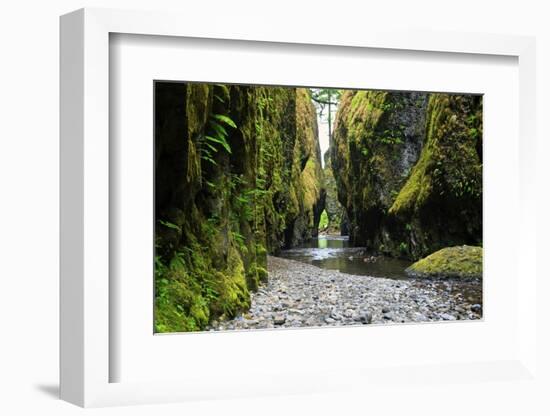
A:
379,129,404,145
468,127,479,140
318,209,329,230
155,83,325,333
199,113,235,165
158,219,181,232
309,88,342,113
212,114,237,128
154,232,251,333
204,134,231,154
310,88,341,139
231,230,246,246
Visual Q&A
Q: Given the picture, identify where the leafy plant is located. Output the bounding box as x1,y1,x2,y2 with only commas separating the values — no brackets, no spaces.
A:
318,209,329,230
199,111,237,165
158,219,181,232
378,130,403,145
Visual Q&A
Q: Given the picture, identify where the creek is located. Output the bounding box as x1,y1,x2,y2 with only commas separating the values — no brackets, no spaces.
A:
276,235,482,307
277,235,412,279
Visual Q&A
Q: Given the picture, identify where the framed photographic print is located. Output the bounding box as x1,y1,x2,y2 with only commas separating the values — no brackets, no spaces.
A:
60,7,539,408
152,81,483,334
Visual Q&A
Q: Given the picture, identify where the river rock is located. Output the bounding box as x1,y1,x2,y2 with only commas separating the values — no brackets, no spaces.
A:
343,309,354,318
360,312,373,324
471,304,482,313
207,256,482,332
330,309,343,320
439,313,456,321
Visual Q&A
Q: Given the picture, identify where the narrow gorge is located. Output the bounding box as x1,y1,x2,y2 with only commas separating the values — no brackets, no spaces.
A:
154,83,483,333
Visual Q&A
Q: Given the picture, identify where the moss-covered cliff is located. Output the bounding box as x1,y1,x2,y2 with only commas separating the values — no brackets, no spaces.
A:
322,153,347,234
331,90,482,259
256,88,326,249
331,90,428,252
154,83,324,332
388,94,483,258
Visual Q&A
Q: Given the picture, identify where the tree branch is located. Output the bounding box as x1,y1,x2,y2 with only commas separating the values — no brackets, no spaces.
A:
310,96,338,106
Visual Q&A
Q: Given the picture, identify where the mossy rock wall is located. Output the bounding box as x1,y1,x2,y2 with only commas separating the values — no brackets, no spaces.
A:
331,90,428,253
154,83,324,332
388,94,483,258
284,88,326,247
331,90,482,259
322,153,347,234
253,87,325,250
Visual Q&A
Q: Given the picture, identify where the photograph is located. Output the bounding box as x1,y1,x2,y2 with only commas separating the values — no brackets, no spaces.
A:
0,0,544,412
154,82,483,333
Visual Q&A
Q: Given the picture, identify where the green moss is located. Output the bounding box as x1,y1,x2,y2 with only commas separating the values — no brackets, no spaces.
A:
322,154,346,233
332,91,482,259
388,144,433,214
387,94,482,258
155,82,325,332
301,158,321,212
154,249,210,333
406,245,482,279
154,231,251,333
255,87,324,250
257,266,268,281
331,90,429,251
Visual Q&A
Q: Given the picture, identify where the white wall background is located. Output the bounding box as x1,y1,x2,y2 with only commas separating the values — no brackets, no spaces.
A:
0,0,548,415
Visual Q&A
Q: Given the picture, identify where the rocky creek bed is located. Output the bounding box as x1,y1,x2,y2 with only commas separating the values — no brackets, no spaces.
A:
207,255,482,331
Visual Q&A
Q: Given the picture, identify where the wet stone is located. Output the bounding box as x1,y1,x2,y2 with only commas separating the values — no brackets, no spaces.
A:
440,313,457,321
206,255,482,332
470,304,482,313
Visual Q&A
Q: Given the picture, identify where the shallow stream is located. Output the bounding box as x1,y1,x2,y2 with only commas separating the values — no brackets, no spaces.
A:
277,235,412,279
277,235,482,306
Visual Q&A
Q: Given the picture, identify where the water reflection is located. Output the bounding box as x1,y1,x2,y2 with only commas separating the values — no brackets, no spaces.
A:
277,236,412,280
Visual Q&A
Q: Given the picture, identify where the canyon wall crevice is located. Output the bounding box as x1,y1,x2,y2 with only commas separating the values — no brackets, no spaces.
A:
331,90,482,260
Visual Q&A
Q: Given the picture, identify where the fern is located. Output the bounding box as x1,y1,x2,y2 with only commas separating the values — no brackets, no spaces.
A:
209,121,227,137
199,112,237,165
158,219,181,232
212,114,237,128
204,134,232,154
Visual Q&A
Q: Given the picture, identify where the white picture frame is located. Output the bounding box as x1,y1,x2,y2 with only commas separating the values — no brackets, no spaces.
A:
60,7,539,408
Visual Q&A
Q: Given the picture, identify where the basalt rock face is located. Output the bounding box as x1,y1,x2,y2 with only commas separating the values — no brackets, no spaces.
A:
323,152,347,234
253,87,325,250
331,90,482,260
279,88,326,248
331,90,428,253
388,94,483,258
154,83,324,332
